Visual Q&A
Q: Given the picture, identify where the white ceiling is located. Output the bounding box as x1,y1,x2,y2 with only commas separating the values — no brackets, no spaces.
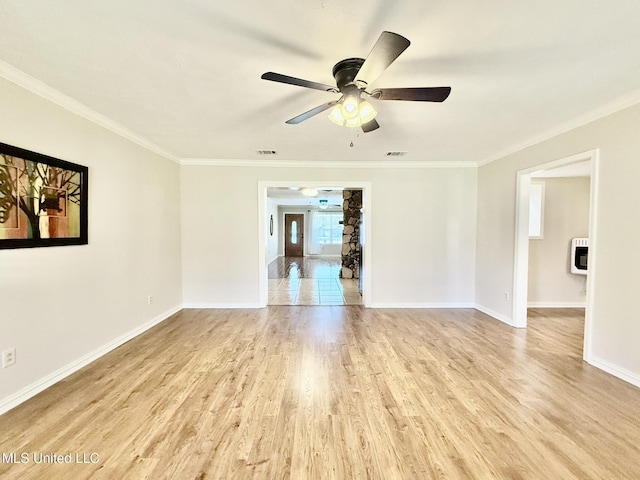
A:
267,187,344,207
1,1,640,165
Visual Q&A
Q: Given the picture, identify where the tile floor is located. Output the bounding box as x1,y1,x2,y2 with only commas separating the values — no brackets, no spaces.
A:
268,257,362,306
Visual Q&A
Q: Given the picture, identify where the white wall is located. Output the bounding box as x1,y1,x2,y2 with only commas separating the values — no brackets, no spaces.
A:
528,177,590,306
266,198,279,263
0,78,183,412
181,166,477,308
476,102,640,386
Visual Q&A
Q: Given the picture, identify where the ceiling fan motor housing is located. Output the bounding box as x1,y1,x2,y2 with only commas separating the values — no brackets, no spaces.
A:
332,58,365,92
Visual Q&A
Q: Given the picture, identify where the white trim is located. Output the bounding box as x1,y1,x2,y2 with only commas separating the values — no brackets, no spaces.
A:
181,158,477,169
528,181,545,239
0,60,180,164
527,302,586,308
512,149,599,339
4,58,639,172
181,303,263,309
512,173,531,328
477,90,640,166
0,305,182,416
588,356,640,389
369,302,475,309
474,304,521,327
583,151,600,363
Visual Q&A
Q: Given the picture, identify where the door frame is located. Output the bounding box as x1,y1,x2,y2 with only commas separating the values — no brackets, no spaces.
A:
258,181,372,308
512,149,599,362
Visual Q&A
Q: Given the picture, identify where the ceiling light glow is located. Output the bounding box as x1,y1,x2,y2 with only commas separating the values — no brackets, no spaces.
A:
328,97,377,128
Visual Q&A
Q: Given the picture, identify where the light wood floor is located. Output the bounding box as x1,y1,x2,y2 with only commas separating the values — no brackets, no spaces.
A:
1,308,640,479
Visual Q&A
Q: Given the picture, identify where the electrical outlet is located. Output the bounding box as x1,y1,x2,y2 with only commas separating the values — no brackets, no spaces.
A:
147,295,154,305
2,348,16,368
504,292,509,301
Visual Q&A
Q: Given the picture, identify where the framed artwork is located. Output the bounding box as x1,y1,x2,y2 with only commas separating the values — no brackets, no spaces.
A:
0,142,88,249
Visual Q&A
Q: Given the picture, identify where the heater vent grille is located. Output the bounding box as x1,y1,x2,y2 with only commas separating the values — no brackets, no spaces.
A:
256,150,277,155
386,151,407,157
573,238,589,247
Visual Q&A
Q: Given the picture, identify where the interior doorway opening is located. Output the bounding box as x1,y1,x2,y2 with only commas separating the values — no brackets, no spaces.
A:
257,181,372,307
513,149,599,362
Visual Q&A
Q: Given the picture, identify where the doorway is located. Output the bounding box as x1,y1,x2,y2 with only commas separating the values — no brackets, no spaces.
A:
284,214,304,257
257,181,372,308
513,149,599,362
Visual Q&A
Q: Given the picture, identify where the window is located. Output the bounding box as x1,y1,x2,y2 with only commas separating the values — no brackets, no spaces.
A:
529,182,545,239
314,212,343,244
291,220,298,244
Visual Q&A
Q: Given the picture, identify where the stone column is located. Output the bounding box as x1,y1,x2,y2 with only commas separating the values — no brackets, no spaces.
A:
341,189,362,279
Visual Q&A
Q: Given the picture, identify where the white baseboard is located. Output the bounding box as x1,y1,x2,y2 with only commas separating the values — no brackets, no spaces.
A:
586,355,640,389
0,305,182,416
474,304,520,327
527,302,586,308
368,302,475,309
182,303,263,309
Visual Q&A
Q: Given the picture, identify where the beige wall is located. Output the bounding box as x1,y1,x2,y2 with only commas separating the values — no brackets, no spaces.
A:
0,78,183,411
266,198,279,263
476,102,640,385
181,166,478,308
528,177,590,306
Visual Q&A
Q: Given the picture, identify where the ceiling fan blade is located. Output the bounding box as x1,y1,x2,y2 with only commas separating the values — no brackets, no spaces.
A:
285,101,339,124
361,119,380,133
354,32,411,86
261,72,336,92
370,87,451,102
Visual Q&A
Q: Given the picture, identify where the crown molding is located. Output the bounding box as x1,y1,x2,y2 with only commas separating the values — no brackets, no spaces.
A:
8,57,638,171
180,158,477,168
477,88,640,167
0,60,180,164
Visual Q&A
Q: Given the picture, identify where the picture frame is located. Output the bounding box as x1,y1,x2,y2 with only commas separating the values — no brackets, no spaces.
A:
0,142,88,249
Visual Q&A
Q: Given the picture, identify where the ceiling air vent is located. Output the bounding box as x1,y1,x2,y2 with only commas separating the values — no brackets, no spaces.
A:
256,150,277,155
386,151,407,157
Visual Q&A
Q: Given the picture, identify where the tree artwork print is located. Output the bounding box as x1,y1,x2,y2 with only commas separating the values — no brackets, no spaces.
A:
0,142,88,249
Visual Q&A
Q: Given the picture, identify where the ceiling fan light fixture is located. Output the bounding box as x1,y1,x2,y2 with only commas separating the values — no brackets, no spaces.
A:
342,95,359,118
358,100,377,124
328,105,346,126
262,32,451,133
327,99,377,128
319,199,328,209
345,116,363,128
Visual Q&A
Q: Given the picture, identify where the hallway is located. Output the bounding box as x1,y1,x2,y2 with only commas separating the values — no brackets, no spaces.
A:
267,256,362,306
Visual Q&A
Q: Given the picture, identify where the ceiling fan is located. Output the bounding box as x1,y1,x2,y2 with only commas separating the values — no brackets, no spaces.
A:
261,31,451,133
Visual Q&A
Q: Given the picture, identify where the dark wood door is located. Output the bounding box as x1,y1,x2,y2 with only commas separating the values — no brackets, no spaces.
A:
284,214,304,257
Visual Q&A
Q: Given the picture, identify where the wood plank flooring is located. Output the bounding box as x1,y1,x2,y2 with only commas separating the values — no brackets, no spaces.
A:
1,307,640,479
